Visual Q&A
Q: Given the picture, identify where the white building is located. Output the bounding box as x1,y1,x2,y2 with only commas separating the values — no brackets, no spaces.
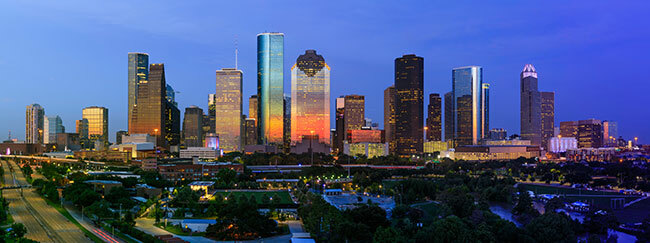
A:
180,147,218,159
548,137,578,153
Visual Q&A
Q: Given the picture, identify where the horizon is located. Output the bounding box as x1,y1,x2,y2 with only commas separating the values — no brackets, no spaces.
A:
1,1,649,143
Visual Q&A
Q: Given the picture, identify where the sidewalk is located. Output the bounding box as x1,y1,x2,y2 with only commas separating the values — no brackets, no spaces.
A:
64,203,126,243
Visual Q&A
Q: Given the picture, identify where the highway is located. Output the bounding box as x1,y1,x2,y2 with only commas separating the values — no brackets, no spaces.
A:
2,160,92,242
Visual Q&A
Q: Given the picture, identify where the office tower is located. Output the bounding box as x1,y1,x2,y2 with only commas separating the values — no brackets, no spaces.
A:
44,115,64,144
165,84,181,147
489,128,507,140
578,119,603,148
249,95,258,125
540,91,555,149
344,95,365,135
76,119,90,149
426,93,442,141
334,97,346,154
128,52,149,133
116,131,128,145
202,94,216,144
290,50,330,145
183,106,204,147
395,54,424,155
130,63,167,147
560,121,579,138
450,66,486,146
283,95,291,152
257,32,284,145
481,83,490,139
215,68,243,152
384,86,396,154
602,121,618,146
82,106,108,147
520,64,542,146
444,91,454,143
244,118,257,146
25,104,45,144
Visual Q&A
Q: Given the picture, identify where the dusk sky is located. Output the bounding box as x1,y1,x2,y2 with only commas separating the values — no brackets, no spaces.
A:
1,1,648,143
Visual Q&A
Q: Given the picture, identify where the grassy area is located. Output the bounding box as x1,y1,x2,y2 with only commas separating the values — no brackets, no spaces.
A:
44,199,104,243
154,223,206,236
211,190,294,205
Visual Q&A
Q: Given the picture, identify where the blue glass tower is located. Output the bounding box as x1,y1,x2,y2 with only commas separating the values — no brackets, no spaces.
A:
128,52,149,133
257,33,284,145
451,66,485,146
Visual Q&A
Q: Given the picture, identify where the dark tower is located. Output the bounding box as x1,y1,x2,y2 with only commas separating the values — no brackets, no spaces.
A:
426,93,442,141
394,54,424,156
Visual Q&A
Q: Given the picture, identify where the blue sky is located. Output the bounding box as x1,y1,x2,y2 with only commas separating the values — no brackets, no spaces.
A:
1,1,649,143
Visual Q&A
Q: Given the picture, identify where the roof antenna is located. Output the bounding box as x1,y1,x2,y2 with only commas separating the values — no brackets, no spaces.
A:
235,35,239,70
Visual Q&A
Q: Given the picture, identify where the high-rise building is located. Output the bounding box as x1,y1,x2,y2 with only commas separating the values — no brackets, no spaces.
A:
130,63,167,147
344,95,365,137
249,95,258,125
426,93,442,141
244,118,257,146
489,128,507,140
540,91,555,149
450,66,486,146
578,119,603,148
334,97,345,154
215,68,243,152
164,85,181,147
76,118,90,149
44,115,64,144
116,130,128,145
560,121,579,138
128,53,149,133
283,95,291,153
384,86,397,154
602,121,618,147
25,104,45,144
481,83,490,139
257,32,284,145
207,94,216,134
290,50,330,146
395,54,424,155
166,84,178,107
520,64,542,146
82,106,108,148
183,106,204,147
444,91,454,143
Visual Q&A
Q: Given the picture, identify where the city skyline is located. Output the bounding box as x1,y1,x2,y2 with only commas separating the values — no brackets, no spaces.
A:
1,1,648,143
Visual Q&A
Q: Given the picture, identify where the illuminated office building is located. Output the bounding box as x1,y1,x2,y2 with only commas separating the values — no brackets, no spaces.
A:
183,106,204,147
384,86,396,154
395,54,424,155
540,91,555,149
520,64,542,146
116,131,128,145
602,121,618,147
344,95,365,138
426,93,442,141
164,85,181,147
130,63,167,147
489,128,507,140
82,106,108,148
444,91,454,143
481,83,490,139
257,32,284,145
244,118,257,146
25,103,45,144
202,94,216,144
215,68,243,152
44,115,64,144
290,50,330,145
283,95,291,152
560,121,579,138
249,95,258,125
450,66,486,146
578,119,603,148
127,52,149,133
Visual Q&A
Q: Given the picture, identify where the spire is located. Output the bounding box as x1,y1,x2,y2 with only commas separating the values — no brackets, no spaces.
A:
522,64,537,78
235,35,239,70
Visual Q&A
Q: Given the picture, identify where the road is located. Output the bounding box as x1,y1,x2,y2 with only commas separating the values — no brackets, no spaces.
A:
2,160,92,242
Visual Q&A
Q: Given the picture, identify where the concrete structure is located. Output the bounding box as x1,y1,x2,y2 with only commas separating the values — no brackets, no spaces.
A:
290,50,330,146
566,148,617,162
244,118,257,146
0,143,45,155
484,139,531,146
347,129,382,143
115,130,128,144
257,32,284,145
343,142,388,158
136,184,162,199
560,121,579,138
488,128,507,140
179,147,219,159
215,68,243,152
158,162,244,181
578,119,603,148
395,54,424,155
548,136,578,153
56,133,80,151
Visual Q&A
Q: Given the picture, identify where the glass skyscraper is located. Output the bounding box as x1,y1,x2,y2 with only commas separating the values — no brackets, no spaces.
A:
183,106,204,147
82,106,108,147
131,63,167,147
44,115,64,144
426,93,442,141
290,50,330,145
520,64,542,146
215,68,243,152
128,52,149,133
395,54,424,155
25,103,45,144
450,66,486,146
257,32,284,145
540,91,555,149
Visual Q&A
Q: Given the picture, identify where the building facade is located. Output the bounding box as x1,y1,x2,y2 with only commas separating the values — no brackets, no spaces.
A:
426,93,442,141
290,50,331,145
395,54,424,155
128,53,149,133
450,66,486,146
384,86,397,154
602,121,618,147
244,118,257,146
130,63,167,147
444,91,454,143
540,91,555,149
257,32,284,145
215,68,243,152
26,103,45,144
560,121,579,138
578,119,603,148
481,83,490,139
520,64,542,146
283,95,291,153
44,115,64,144
115,131,128,145
183,106,204,147
82,106,108,148
488,128,507,140
548,137,578,153
249,95,258,125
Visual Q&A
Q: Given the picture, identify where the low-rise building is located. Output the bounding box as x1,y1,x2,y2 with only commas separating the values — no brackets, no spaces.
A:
84,180,122,195
243,144,278,154
453,145,541,161
158,162,244,181
179,147,219,159
566,147,617,162
74,150,129,162
136,184,162,199
423,141,448,154
343,142,388,158
548,137,578,153
484,139,531,146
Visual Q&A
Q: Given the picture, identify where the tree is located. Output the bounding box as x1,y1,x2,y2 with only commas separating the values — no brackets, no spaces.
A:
348,204,389,232
438,186,475,218
512,189,539,218
9,223,27,238
373,226,407,243
544,197,564,213
217,168,237,184
525,213,576,243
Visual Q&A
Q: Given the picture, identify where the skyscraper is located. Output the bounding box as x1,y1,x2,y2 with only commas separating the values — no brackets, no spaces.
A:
44,115,64,144
481,83,490,139
82,106,108,148
520,64,542,146
450,66,486,146
76,118,89,149
25,104,45,144
426,93,442,141
215,68,243,152
116,130,128,145
560,121,579,138
249,95,258,125
540,91,555,149
334,96,346,154
165,84,181,147
257,32,284,145
244,118,257,146
283,95,291,153
384,86,396,154
578,119,603,148
290,50,330,145
344,95,365,136
395,54,424,155
203,94,216,143
444,91,454,143
602,121,618,146
130,63,167,147
183,106,204,147
128,52,149,133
